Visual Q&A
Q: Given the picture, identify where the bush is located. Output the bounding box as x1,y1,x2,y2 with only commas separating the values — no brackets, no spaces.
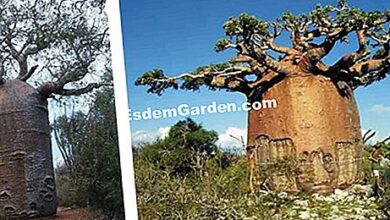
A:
380,188,390,218
138,118,219,176
134,154,272,220
134,119,272,219
54,88,124,219
135,123,390,219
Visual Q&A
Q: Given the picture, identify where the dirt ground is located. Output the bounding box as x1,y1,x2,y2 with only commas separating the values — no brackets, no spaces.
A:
34,207,103,220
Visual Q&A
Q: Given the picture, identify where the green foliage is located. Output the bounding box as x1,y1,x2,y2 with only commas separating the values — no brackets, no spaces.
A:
134,119,301,219
362,149,374,184
136,62,235,93
223,13,269,39
138,118,219,176
363,141,390,183
180,77,207,91
364,141,390,217
0,0,110,86
136,0,390,95
134,149,273,220
56,166,86,208
135,122,390,219
375,144,390,215
380,189,390,218
135,69,178,95
215,38,232,53
54,88,124,219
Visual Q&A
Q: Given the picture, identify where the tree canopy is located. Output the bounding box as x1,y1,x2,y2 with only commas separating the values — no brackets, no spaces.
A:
54,88,124,219
0,0,111,97
138,118,219,176
136,0,390,100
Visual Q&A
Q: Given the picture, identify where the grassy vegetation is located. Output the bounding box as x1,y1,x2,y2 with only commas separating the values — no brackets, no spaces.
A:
54,89,125,220
134,153,276,220
134,119,390,219
134,119,273,219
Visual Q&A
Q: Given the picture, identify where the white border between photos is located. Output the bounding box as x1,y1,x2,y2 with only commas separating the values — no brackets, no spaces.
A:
106,1,139,219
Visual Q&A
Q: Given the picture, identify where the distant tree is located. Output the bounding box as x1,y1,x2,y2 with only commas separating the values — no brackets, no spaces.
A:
54,88,124,220
139,118,219,176
0,0,111,217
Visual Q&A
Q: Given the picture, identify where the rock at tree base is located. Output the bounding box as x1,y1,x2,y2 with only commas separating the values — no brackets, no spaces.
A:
0,80,57,218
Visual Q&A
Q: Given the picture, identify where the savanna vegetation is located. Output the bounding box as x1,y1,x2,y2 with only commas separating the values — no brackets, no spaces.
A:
53,88,125,220
131,0,390,218
134,119,390,219
135,0,390,193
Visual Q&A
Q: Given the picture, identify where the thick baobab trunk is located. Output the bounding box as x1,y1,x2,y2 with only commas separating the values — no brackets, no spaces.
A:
0,80,57,218
247,74,363,194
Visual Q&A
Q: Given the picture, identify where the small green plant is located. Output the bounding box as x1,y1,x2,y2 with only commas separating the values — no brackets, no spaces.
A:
363,130,390,198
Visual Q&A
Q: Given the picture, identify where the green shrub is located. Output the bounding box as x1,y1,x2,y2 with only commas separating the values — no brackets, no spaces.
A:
135,124,390,219
380,188,390,218
54,88,124,219
134,154,272,220
55,166,87,208
138,118,219,176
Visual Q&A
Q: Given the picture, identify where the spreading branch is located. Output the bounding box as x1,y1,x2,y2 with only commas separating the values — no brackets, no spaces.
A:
0,0,112,97
53,82,113,96
135,64,257,96
136,0,390,97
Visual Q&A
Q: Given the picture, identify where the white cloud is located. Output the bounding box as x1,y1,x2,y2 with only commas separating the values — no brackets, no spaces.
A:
132,126,248,151
157,127,170,139
217,127,247,150
369,104,390,113
132,127,170,145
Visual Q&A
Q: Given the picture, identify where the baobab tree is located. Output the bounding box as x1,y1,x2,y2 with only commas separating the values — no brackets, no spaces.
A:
0,0,111,218
136,0,390,193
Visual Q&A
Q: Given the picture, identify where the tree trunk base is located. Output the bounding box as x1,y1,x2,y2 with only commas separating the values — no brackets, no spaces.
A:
0,80,57,218
247,74,364,194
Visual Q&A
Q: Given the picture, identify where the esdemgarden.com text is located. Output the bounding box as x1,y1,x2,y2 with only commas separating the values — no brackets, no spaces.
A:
129,99,278,121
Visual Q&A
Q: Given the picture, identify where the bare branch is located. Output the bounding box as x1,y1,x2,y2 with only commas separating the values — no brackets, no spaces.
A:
347,54,390,87
266,38,300,56
253,47,292,75
306,38,336,61
54,126,73,169
54,82,113,96
330,30,370,72
136,65,258,95
349,58,389,77
18,65,39,81
230,55,267,74
164,66,253,81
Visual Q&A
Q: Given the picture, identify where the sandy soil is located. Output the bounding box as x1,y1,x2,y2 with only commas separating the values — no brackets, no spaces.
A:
33,207,102,220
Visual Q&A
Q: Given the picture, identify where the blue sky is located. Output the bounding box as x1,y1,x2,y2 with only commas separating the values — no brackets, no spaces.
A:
120,0,390,146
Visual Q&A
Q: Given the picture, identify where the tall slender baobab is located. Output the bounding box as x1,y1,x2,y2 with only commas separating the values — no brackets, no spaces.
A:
136,0,390,193
0,0,111,218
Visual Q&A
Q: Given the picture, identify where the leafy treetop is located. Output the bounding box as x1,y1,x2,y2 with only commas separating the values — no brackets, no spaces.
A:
0,0,112,98
136,0,390,100
138,118,219,176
